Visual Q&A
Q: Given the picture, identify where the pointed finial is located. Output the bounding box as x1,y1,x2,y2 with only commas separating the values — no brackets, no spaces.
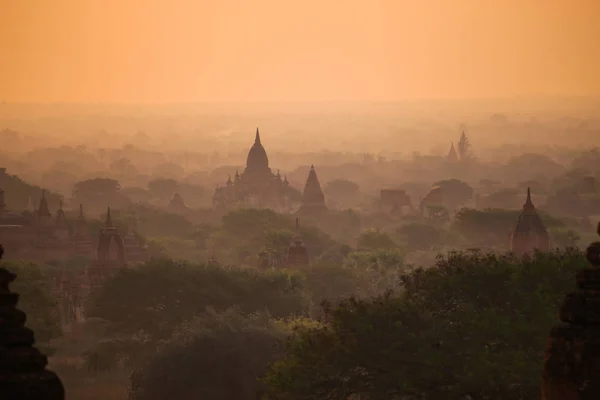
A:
105,207,112,227
79,204,84,219
310,164,315,170
523,187,534,211
41,189,46,199
255,127,261,144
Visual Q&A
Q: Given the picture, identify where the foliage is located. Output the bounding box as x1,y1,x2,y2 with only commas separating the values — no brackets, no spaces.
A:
425,204,450,222
314,243,353,265
264,249,587,400
356,229,397,250
0,261,61,355
0,169,62,210
127,204,195,238
147,178,179,199
457,130,470,160
129,309,288,400
109,158,138,177
210,208,336,266
396,221,447,250
342,248,407,295
452,208,566,248
145,237,199,260
300,262,395,309
319,210,362,244
261,228,294,268
432,178,474,203
73,178,121,198
548,228,581,248
86,259,309,340
323,179,360,198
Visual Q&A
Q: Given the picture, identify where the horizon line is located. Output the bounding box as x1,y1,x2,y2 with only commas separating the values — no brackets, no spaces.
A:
2,95,600,107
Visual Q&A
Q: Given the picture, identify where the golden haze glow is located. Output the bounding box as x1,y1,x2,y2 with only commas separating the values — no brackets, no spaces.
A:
1,0,599,103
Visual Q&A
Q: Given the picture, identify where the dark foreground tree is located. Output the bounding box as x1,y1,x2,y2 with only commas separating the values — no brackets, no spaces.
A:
264,249,587,400
128,309,288,400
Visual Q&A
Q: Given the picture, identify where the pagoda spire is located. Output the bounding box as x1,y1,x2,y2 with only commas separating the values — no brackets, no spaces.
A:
38,190,51,217
105,207,113,227
55,200,66,223
287,217,309,267
523,187,534,212
447,142,459,162
78,204,85,220
298,164,326,215
255,127,261,144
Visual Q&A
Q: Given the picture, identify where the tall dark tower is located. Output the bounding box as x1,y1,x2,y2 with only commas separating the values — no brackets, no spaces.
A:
509,188,549,256
0,244,65,399
297,165,327,217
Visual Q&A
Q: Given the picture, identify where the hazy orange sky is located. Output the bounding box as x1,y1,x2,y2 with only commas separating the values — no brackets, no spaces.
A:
1,0,599,103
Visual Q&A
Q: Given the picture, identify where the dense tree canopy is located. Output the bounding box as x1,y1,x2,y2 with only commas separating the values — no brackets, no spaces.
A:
86,259,309,340
264,249,587,400
129,309,289,400
210,208,336,266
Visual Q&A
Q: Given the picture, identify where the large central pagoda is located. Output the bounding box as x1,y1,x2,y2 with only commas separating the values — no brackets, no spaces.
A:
212,128,300,210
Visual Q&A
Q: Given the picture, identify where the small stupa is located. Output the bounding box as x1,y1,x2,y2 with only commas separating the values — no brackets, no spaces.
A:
0,244,65,399
287,218,309,267
509,187,549,256
447,142,458,162
168,193,188,214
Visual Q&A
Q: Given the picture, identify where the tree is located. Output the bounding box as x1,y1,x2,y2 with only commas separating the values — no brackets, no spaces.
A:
265,249,587,400
109,157,138,177
211,209,336,266
152,162,185,179
549,228,581,248
129,309,288,400
0,170,62,210
356,229,398,250
73,178,121,199
457,130,470,160
323,179,360,198
147,178,180,200
342,248,407,295
432,179,474,207
396,221,446,250
84,259,310,370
